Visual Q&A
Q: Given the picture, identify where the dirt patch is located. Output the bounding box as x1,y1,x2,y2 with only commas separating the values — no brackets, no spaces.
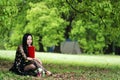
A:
51,72,86,80
0,60,12,71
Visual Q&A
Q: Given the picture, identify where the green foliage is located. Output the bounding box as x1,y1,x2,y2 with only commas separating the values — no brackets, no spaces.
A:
0,0,120,54
25,2,68,48
69,1,120,54
0,0,19,49
70,20,105,54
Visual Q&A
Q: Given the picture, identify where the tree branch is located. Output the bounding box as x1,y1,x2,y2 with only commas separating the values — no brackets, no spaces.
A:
66,0,107,28
66,0,95,16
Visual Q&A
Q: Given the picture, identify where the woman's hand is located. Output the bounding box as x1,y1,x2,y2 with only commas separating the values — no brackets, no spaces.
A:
27,57,33,60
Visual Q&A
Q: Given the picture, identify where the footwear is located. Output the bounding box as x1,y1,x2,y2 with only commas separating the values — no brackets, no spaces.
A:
46,71,52,76
36,68,43,77
37,72,41,77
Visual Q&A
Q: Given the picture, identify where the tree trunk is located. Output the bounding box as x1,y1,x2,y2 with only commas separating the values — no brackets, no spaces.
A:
64,12,75,39
54,13,75,53
54,43,61,53
38,36,44,52
64,20,72,39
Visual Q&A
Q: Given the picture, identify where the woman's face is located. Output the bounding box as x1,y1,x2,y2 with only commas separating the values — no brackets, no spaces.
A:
27,35,32,46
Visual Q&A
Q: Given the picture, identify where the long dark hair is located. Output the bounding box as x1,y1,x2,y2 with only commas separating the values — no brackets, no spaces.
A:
22,33,33,56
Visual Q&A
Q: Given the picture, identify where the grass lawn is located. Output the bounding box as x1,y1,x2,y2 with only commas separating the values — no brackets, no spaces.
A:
0,50,120,80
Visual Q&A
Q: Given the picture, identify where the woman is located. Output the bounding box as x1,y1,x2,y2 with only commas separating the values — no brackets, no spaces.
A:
9,33,52,77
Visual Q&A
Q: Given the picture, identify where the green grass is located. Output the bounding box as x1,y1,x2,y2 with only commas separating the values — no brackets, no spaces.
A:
0,50,120,80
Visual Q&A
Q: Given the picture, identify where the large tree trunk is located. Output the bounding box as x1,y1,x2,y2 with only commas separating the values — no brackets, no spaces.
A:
54,43,61,53
64,19,73,39
103,42,120,55
54,13,75,53
38,36,44,52
64,12,76,39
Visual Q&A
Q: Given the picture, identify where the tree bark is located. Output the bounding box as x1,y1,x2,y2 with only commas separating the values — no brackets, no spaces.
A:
38,36,44,52
54,13,75,53
54,43,61,53
64,12,75,39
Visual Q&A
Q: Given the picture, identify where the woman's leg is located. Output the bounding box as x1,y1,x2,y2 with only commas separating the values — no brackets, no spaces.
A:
33,59,47,71
34,58,42,65
24,64,36,71
33,59,52,76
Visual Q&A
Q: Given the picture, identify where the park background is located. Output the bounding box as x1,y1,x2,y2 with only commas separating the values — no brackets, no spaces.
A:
0,0,120,80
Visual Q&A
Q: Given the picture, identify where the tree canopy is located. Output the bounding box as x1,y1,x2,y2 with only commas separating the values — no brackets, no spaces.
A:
0,0,120,54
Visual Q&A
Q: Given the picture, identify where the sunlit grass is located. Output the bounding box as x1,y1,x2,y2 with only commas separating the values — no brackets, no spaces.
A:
0,50,120,70
36,52,120,70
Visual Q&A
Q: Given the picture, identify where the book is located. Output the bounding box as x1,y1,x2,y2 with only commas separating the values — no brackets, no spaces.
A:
28,46,35,58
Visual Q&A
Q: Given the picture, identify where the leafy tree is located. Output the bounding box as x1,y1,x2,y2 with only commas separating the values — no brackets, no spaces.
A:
24,2,68,51
104,1,120,54
1,0,120,55
8,0,41,49
69,1,112,54
0,0,18,49
69,0,120,54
